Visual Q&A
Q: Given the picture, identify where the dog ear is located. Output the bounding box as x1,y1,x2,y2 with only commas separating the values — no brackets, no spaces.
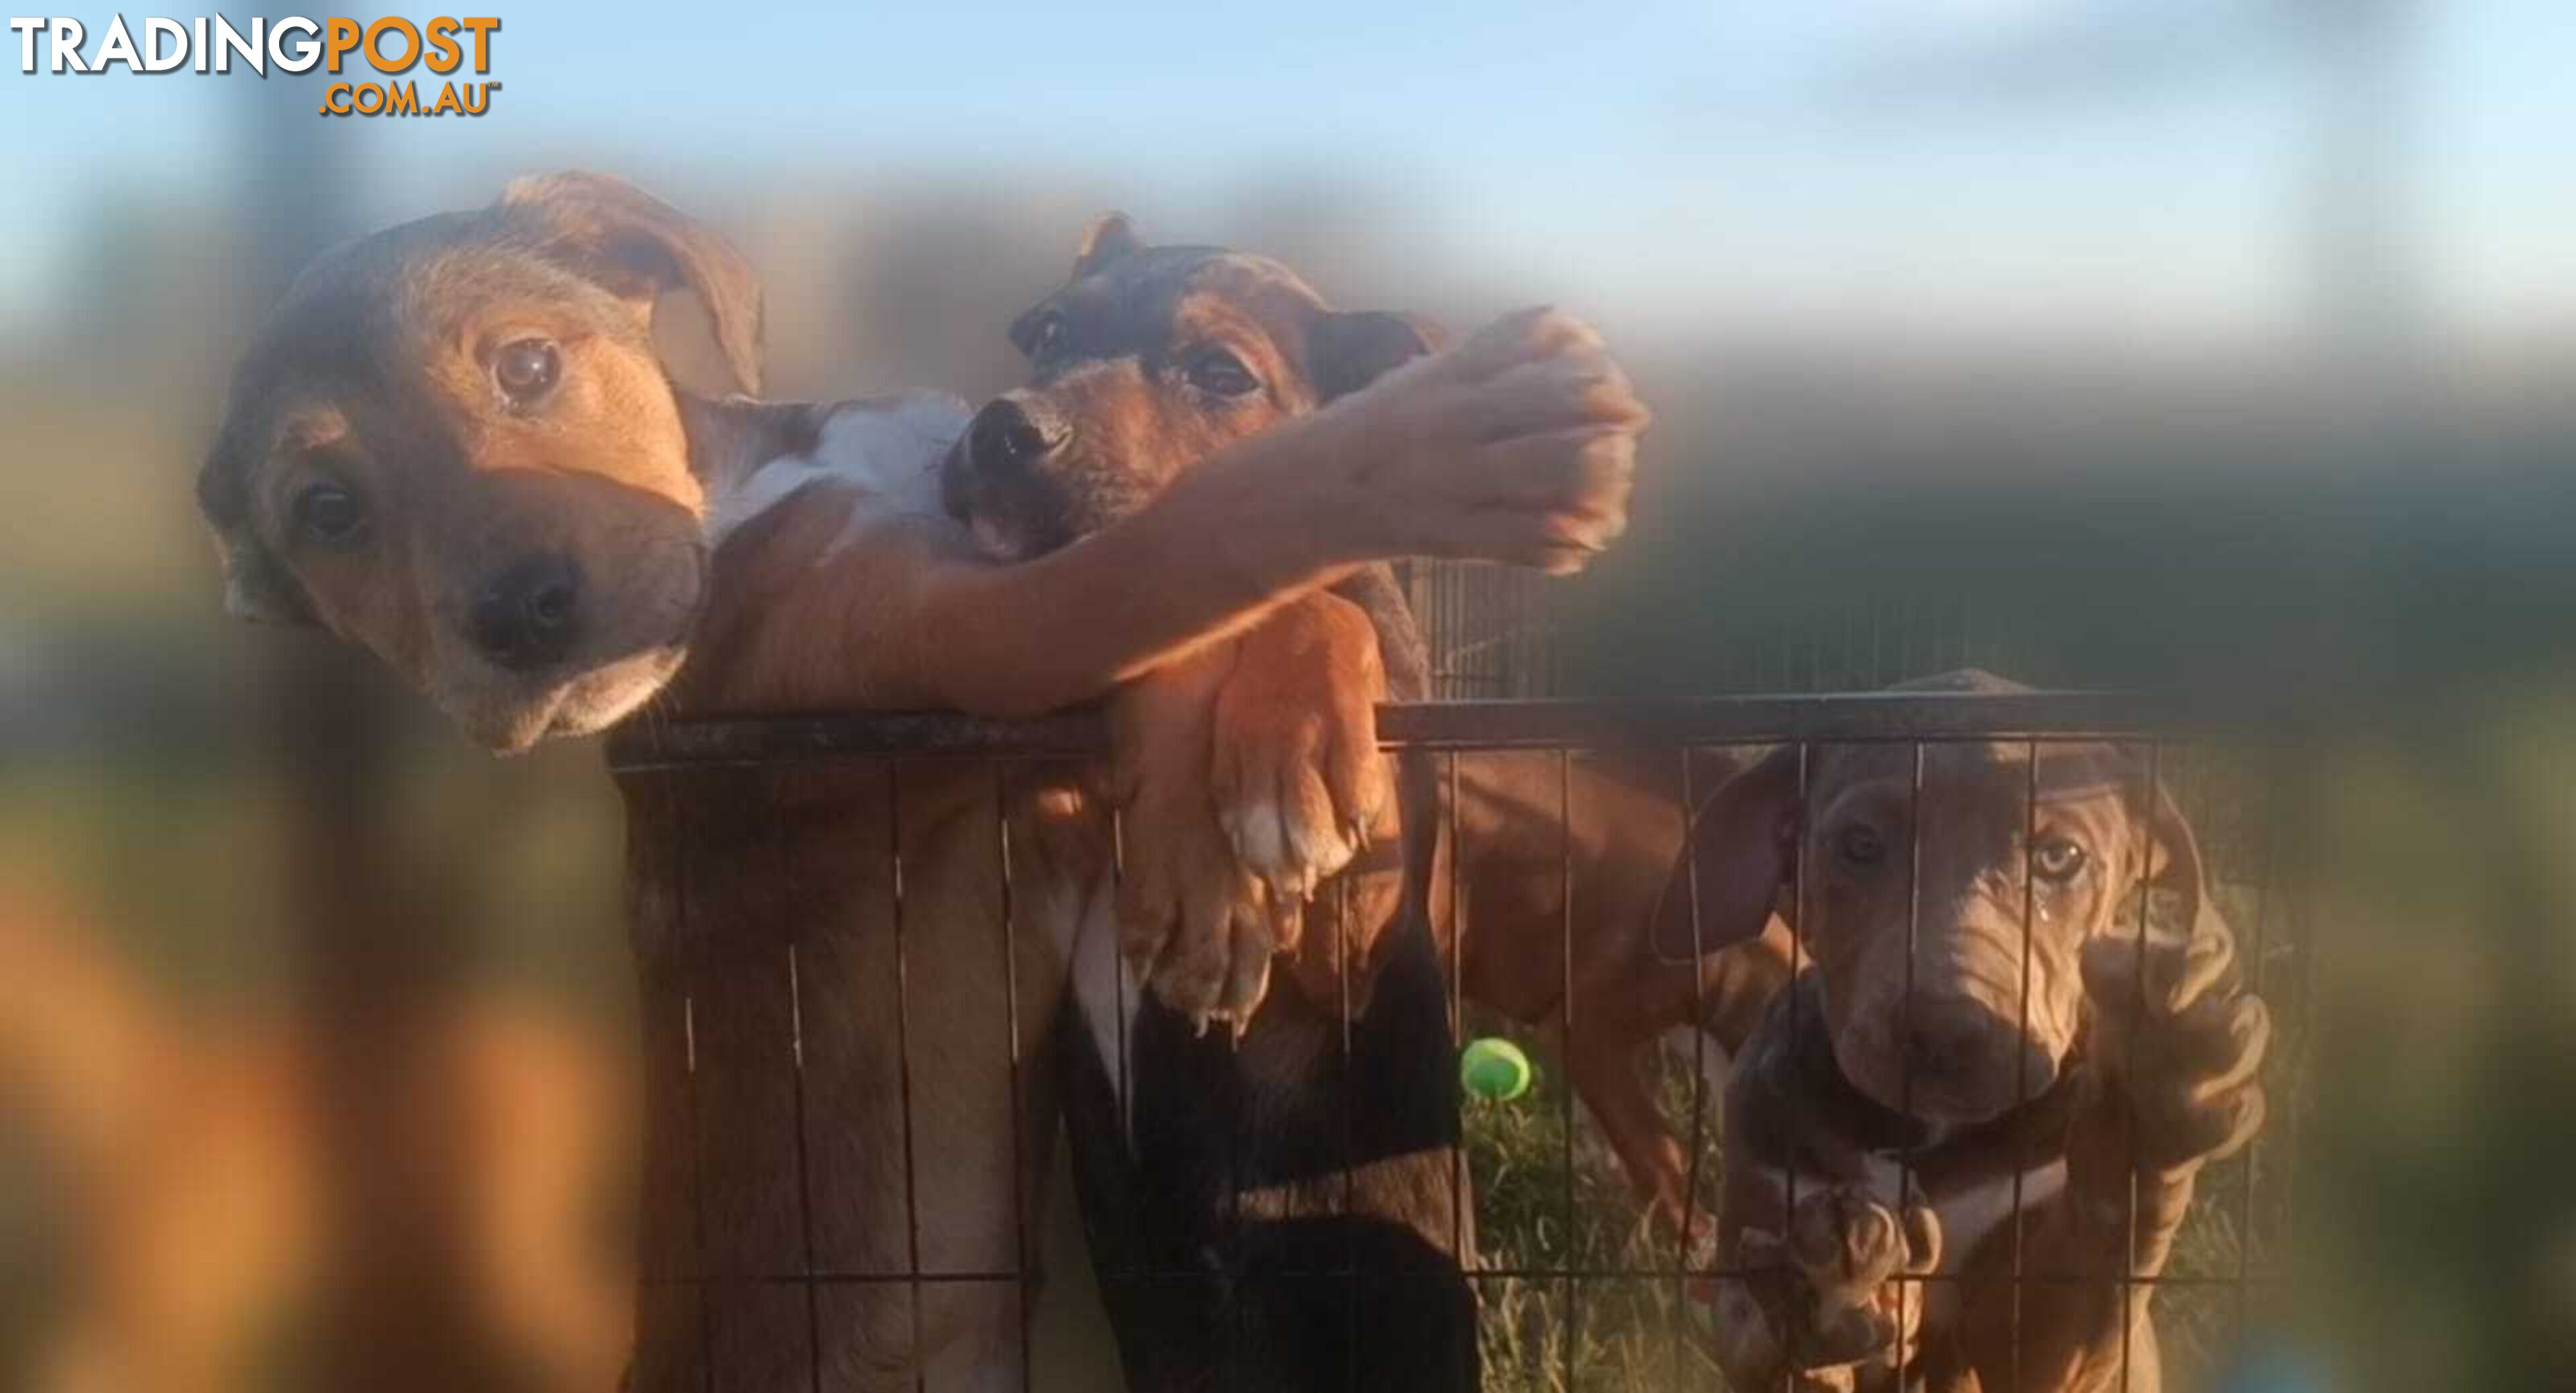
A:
1071,211,1144,280
2144,782,2233,949
1306,309,1444,403
197,447,316,627
501,171,765,395
1649,745,1804,963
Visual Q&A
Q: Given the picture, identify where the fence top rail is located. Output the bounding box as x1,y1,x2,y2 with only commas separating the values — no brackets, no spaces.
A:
605,690,2246,772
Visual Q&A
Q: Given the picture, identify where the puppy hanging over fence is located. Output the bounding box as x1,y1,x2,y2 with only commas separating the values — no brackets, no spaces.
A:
197,168,2288,1393
936,217,1798,1284
195,170,1646,1392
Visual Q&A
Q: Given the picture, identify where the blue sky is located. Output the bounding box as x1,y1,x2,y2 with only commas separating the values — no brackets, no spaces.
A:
2,1,2567,339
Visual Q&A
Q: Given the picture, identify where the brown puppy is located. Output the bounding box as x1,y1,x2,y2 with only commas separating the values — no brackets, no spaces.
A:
197,172,1647,1392
941,213,1494,1023
1688,671,2269,1393
947,219,1521,1392
940,220,1795,1254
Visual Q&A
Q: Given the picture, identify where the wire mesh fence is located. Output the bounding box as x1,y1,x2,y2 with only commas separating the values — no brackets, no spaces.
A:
1401,561,1559,699
604,684,2304,1393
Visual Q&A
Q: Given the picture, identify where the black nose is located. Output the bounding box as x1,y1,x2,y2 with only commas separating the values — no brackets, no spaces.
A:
965,398,1060,476
1902,1002,2006,1091
468,554,582,673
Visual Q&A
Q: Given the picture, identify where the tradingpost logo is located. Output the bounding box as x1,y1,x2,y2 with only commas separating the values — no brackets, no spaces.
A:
10,15,502,116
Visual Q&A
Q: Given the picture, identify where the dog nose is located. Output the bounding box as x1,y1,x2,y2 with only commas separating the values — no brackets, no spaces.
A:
965,397,1061,475
468,554,582,672
1902,1003,2008,1094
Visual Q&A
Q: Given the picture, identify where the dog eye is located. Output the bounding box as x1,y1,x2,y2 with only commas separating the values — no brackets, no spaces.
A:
494,338,561,403
1836,824,1886,868
292,482,364,541
2032,837,2089,882
1185,348,1259,397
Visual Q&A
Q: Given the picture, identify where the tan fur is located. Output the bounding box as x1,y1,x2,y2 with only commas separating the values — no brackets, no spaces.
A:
1692,689,2269,1393
1211,593,1402,1009
201,174,1650,1392
1444,754,1796,1244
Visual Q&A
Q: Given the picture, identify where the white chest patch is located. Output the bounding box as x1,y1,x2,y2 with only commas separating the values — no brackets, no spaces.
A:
1065,880,1139,1141
704,392,970,548
1929,1160,2068,1268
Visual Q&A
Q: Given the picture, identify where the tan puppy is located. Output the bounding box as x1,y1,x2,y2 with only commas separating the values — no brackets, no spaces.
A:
197,172,1647,1391
1688,672,2269,1393
0,888,629,1393
938,219,1796,1256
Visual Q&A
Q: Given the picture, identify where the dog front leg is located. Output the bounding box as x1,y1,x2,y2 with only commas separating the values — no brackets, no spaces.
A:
1207,592,1397,912
1706,1226,1852,1393
1960,927,2267,1393
1208,589,1416,1018
871,309,1642,719
1106,639,1288,1029
1563,1015,1704,1249
1955,1193,2159,1393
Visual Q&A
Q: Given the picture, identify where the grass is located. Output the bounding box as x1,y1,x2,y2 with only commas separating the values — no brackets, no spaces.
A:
1462,1010,1730,1393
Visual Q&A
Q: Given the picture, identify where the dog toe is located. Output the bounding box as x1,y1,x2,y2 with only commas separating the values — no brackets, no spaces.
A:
1218,912,1277,1023
1448,306,1594,381
2151,1084,2266,1167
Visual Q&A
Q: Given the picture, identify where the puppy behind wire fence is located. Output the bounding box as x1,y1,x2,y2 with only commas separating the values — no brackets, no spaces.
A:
605,675,2300,1393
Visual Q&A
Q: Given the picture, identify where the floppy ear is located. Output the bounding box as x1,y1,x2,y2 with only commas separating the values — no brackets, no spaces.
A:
1649,745,1805,963
2145,782,2233,949
212,531,315,627
501,170,765,395
197,448,315,627
1306,309,1444,404
1071,211,1144,280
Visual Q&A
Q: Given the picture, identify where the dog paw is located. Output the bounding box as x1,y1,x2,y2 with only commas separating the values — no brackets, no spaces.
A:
1319,307,1647,576
1782,1190,1940,1372
1109,648,1298,1032
1210,695,1391,902
1210,595,1396,901
2080,924,2271,1172
1116,768,1285,1033
1785,1189,1937,1290
1705,1230,1860,1393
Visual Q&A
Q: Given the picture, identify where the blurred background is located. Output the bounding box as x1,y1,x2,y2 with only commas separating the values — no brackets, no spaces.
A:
3,1,2572,1390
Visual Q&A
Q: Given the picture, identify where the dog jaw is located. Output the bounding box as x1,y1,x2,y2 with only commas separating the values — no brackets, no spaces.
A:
441,643,692,754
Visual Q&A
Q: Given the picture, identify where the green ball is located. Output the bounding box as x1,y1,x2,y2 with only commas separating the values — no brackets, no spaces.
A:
1460,1037,1534,1102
